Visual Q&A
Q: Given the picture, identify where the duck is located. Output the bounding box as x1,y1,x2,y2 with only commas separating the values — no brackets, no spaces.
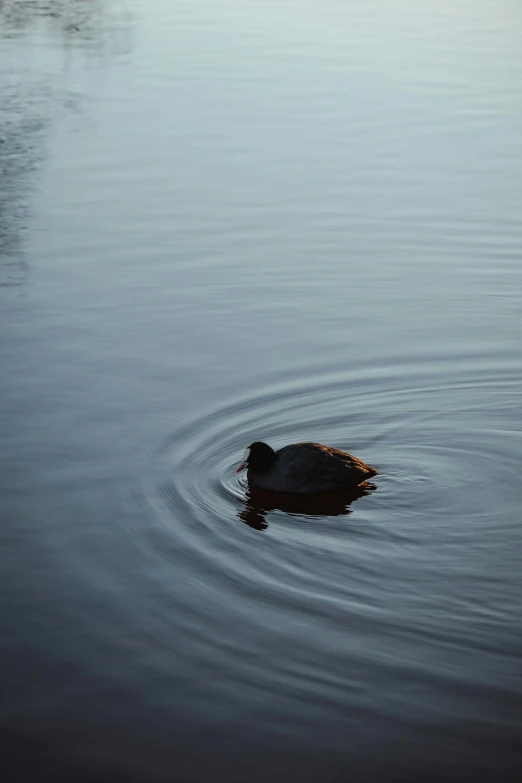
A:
235,441,377,494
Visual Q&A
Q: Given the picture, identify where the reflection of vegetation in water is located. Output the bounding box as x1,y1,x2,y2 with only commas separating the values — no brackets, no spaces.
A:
0,99,44,288
0,0,131,50
0,0,132,287
0,0,94,34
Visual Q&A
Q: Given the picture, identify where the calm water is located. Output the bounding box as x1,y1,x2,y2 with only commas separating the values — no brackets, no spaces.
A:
1,1,522,780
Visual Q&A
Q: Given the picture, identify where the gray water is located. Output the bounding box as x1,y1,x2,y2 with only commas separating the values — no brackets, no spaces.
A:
1,1,522,780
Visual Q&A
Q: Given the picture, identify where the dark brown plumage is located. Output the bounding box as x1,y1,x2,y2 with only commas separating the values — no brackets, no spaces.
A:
235,441,377,494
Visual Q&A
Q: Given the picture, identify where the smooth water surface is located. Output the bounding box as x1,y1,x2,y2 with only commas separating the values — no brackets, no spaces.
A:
1,1,522,780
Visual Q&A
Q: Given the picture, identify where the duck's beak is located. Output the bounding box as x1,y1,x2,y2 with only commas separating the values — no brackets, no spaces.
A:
235,461,247,474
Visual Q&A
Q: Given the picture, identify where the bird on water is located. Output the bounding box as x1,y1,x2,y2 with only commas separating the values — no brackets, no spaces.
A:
235,441,377,494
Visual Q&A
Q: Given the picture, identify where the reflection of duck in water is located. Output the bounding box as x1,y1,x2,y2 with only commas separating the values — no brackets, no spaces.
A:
235,441,377,530
238,483,376,531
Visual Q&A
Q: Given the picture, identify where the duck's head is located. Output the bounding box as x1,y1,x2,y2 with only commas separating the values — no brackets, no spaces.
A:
234,442,276,474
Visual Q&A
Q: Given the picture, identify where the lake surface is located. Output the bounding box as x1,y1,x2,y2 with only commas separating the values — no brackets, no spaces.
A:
1,1,521,780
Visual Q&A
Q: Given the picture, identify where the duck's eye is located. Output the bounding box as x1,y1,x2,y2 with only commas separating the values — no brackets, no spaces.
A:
243,447,251,462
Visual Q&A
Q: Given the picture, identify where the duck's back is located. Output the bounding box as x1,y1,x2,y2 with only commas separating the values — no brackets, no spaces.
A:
249,442,377,494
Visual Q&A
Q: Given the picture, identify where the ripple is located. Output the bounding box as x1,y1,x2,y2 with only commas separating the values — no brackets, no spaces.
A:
118,356,521,608
134,357,519,537
111,355,522,751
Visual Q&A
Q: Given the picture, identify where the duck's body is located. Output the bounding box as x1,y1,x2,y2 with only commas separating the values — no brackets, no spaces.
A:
235,441,377,494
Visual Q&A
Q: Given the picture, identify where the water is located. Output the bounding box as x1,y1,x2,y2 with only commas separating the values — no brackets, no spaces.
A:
1,1,521,780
